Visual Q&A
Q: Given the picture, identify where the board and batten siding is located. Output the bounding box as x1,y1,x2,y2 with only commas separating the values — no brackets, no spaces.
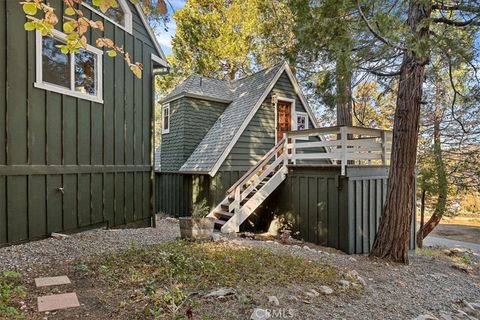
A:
267,166,416,254
220,71,315,172
159,97,228,172
156,171,243,216
0,0,159,245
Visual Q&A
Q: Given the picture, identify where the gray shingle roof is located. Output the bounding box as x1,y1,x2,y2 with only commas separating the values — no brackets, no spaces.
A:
178,62,285,174
161,74,234,103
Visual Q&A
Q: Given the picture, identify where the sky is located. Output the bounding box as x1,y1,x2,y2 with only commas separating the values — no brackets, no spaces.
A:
157,0,186,56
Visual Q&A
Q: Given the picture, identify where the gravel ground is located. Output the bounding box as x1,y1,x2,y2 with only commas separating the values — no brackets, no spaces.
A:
1,217,479,320
232,237,480,320
0,217,180,272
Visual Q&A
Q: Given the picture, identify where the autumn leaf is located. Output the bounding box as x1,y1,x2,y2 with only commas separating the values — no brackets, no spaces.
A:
45,11,58,25
96,38,114,48
130,64,142,79
77,19,89,34
157,0,167,15
65,7,76,16
22,3,37,15
63,21,75,33
107,50,117,57
24,21,36,31
95,21,104,31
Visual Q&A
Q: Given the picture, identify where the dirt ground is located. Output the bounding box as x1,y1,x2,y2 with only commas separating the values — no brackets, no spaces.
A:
427,216,480,244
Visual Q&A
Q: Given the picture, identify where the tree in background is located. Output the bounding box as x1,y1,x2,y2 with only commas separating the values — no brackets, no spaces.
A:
357,0,480,263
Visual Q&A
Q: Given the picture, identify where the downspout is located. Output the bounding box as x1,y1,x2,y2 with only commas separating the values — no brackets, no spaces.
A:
150,66,169,228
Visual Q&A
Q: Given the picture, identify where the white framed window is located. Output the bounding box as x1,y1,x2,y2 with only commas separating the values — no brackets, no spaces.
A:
295,111,309,141
296,112,309,131
81,0,133,34
35,29,103,103
162,104,170,134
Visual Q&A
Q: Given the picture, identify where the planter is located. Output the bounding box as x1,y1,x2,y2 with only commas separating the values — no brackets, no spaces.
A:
179,217,215,240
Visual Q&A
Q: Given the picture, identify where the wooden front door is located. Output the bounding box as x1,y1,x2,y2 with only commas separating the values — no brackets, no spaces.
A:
277,100,292,143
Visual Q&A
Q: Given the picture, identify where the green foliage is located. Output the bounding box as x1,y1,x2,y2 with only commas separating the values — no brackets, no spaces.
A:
191,199,210,218
0,271,26,319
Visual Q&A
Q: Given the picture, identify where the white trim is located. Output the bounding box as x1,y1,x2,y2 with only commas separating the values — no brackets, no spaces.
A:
162,103,170,134
208,62,287,177
294,111,309,141
151,53,168,67
160,92,232,105
81,0,133,34
208,62,319,176
135,4,168,62
283,63,319,129
274,96,296,145
35,30,104,104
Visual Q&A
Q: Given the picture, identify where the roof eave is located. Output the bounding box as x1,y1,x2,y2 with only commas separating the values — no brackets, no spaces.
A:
159,93,233,105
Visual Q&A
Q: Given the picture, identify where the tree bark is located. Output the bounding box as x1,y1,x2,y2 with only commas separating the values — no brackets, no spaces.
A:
370,0,432,264
416,188,426,248
417,73,448,239
336,51,353,126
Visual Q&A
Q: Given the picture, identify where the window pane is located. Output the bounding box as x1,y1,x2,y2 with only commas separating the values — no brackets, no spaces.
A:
42,37,70,88
75,49,97,96
84,0,125,26
297,115,307,130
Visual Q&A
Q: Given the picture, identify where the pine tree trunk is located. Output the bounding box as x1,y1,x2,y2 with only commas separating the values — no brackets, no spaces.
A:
370,1,432,264
417,74,448,239
336,51,353,126
416,188,426,248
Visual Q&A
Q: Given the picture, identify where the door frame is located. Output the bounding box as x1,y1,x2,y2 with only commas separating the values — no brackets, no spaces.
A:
274,96,296,145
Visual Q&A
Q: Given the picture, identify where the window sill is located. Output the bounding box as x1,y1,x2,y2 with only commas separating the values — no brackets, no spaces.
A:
34,82,104,104
162,130,170,135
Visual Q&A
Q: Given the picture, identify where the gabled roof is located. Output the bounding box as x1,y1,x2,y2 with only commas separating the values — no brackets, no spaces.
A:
174,62,318,176
161,74,234,104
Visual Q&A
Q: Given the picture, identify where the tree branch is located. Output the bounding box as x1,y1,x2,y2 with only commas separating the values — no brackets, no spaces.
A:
356,0,406,52
432,17,480,27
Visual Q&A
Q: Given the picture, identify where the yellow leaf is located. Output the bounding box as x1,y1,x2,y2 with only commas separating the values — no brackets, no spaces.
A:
22,3,37,15
24,22,36,31
65,7,76,16
107,50,117,57
63,22,75,33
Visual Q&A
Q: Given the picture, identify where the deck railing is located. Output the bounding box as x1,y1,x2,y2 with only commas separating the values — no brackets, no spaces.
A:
284,126,392,175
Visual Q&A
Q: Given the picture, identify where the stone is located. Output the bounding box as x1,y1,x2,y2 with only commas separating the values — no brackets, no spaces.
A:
35,276,71,288
412,315,438,320
356,276,367,286
268,295,279,306
348,257,357,262
50,233,70,240
212,233,222,242
318,286,334,295
306,289,320,298
439,312,453,320
291,245,301,250
204,288,237,299
250,308,271,320
37,293,80,312
338,280,351,288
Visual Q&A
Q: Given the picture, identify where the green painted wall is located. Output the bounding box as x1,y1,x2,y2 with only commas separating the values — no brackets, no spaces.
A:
159,97,228,172
155,171,243,216
220,71,316,172
0,0,159,245
265,166,416,254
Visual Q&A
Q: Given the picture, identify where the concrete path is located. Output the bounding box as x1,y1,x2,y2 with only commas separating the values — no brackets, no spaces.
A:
424,236,480,254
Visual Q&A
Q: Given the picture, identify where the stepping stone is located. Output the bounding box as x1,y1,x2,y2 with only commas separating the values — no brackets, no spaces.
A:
37,292,80,312
35,276,71,288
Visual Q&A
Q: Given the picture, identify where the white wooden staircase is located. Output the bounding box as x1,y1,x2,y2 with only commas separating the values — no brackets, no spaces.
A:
207,138,288,233
207,126,392,233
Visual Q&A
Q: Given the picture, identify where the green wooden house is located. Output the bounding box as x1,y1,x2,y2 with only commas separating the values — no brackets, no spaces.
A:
156,62,416,254
0,0,168,246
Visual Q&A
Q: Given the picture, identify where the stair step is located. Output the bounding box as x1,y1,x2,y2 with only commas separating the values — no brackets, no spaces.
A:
215,210,234,219
215,219,226,226
220,204,230,210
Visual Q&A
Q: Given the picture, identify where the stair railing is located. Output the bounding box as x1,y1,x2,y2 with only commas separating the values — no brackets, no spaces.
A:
227,138,287,213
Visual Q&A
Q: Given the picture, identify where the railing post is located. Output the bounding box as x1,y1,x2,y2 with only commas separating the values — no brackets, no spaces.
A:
234,186,241,213
340,126,347,175
283,133,288,166
381,130,387,165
